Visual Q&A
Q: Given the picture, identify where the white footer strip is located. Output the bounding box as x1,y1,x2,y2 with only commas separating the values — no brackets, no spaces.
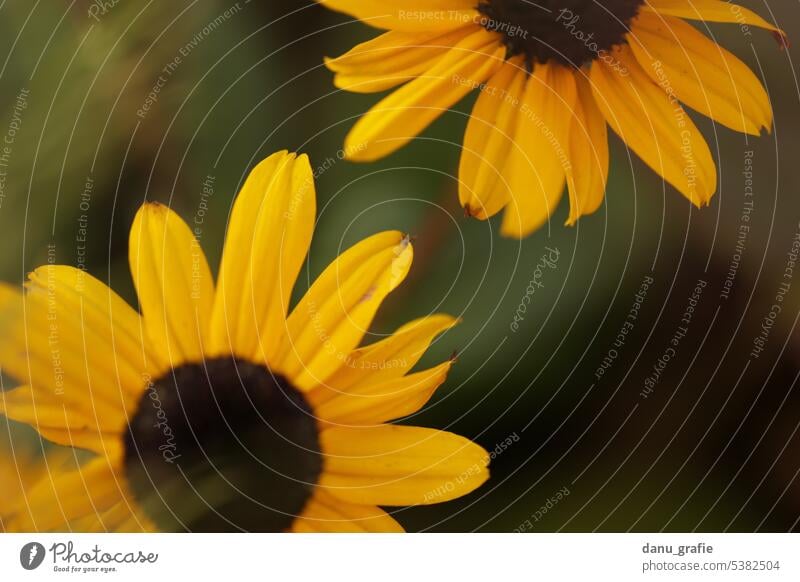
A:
1,533,797,580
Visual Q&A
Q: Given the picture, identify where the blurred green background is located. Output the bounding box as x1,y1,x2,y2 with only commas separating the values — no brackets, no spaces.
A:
1,0,799,532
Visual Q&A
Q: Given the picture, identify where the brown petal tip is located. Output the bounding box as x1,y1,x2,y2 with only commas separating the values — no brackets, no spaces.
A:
773,31,790,49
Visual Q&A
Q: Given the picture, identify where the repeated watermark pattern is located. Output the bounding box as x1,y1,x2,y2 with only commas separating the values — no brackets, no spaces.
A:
423,432,520,503
750,224,800,359
513,486,571,532
594,274,653,381
0,0,796,541
0,88,29,210
137,3,247,120
510,247,560,333
641,280,707,399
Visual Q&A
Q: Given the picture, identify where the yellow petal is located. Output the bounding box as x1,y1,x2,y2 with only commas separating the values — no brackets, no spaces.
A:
645,0,784,37
8,457,129,532
0,270,152,445
345,28,505,162
278,232,413,390
25,269,158,382
312,361,452,425
291,489,403,532
500,63,576,238
565,74,609,225
327,26,475,93
0,386,122,456
129,203,214,367
459,59,527,220
317,0,479,31
590,44,717,206
319,425,489,506
629,12,772,135
25,268,159,380
208,152,316,364
321,314,459,391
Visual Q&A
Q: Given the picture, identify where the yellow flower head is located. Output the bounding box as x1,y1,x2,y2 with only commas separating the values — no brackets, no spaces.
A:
0,151,488,532
320,0,784,237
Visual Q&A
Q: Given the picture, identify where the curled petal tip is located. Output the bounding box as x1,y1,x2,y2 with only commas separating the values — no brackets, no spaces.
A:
773,31,790,49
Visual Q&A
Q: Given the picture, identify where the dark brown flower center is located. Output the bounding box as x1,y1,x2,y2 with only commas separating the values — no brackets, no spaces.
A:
477,0,643,69
123,357,322,532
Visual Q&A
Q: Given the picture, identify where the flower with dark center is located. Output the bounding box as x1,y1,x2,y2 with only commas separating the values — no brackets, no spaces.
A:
0,150,488,532
320,0,784,237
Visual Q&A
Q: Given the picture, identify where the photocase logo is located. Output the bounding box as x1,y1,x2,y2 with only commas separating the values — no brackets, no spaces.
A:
20,542,46,570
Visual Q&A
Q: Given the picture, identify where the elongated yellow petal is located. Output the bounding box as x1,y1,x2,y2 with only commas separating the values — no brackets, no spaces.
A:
7,457,131,532
312,361,452,425
459,59,527,220
345,28,505,162
500,63,576,238
24,268,158,384
645,0,783,36
291,490,403,532
590,44,717,206
629,12,772,136
321,314,458,391
208,152,316,364
317,0,479,31
327,26,475,93
319,425,488,506
0,270,152,450
565,74,609,225
0,386,122,456
129,203,214,367
278,232,413,390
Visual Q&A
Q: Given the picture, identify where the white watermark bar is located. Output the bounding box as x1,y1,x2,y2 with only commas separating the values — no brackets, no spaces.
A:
0,533,797,580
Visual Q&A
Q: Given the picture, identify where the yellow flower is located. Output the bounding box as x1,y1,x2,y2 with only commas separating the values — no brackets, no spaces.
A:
320,0,784,237
0,151,487,532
